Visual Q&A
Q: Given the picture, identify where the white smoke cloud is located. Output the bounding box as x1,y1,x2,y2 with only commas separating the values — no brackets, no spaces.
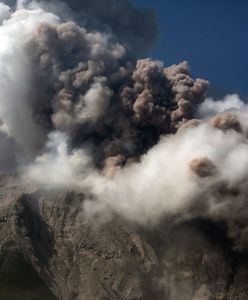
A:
0,3,59,154
25,131,95,189
198,94,245,118
25,106,248,228
76,81,113,124
83,113,248,224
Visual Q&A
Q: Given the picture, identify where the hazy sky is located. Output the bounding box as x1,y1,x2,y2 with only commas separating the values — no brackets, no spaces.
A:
132,0,248,94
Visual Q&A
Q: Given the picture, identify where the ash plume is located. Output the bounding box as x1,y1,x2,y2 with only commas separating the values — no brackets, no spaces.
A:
1,1,208,170
1,0,248,254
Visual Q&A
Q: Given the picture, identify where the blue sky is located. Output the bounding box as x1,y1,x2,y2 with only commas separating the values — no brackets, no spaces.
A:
132,0,248,95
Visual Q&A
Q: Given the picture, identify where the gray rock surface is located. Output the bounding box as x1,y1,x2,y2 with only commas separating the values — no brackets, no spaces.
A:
0,175,248,300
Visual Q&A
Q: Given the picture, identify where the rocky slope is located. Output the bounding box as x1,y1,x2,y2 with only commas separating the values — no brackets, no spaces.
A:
0,175,248,300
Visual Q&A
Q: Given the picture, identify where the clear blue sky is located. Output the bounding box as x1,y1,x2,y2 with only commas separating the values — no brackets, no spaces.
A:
132,0,248,95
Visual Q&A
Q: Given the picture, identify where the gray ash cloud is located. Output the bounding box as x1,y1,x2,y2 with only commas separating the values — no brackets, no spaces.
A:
22,17,208,170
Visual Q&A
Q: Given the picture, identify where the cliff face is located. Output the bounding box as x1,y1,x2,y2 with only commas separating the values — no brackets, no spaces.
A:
0,175,248,300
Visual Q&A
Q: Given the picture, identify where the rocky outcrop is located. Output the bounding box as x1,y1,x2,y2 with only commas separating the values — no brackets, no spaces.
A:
1,175,248,299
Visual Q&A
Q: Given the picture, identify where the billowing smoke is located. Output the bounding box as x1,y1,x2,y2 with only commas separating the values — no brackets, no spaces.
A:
0,0,208,170
1,0,248,252
0,2,60,169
